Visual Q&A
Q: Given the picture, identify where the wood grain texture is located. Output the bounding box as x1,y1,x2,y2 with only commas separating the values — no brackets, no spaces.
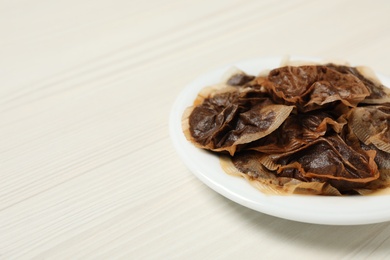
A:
1,0,390,258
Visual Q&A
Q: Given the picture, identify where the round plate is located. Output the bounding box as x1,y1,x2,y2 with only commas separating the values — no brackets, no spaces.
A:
169,56,390,225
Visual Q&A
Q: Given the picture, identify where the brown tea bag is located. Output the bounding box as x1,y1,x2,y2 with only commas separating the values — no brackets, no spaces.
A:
182,87,294,155
347,106,390,153
261,65,370,112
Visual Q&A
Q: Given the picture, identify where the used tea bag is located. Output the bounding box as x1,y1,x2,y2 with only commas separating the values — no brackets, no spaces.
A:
347,106,390,153
182,87,294,155
261,65,370,111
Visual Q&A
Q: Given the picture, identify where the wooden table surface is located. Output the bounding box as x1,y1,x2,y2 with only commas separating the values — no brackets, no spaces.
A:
2,0,390,259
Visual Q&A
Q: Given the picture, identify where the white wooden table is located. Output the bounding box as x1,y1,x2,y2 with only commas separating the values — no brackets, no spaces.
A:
1,0,390,258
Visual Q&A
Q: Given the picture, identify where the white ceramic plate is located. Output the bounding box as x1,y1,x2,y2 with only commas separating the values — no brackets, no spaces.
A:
169,56,390,225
